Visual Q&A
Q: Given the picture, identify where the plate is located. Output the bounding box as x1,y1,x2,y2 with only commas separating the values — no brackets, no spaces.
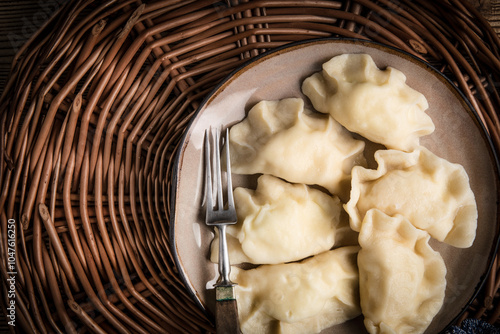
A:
170,38,500,333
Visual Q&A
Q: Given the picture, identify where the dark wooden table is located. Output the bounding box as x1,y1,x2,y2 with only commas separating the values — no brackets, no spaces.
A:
0,0,65,97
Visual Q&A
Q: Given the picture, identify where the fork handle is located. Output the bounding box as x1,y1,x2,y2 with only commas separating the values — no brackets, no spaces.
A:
216,286,240,334
217,225,232,285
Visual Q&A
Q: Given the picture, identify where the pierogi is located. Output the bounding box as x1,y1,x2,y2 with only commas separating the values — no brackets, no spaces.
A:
358,209,446,334
232,246,361,334
345,147,477,248
302,53,434,152
210,174,346,265
228,98,365,197
210,52,479,334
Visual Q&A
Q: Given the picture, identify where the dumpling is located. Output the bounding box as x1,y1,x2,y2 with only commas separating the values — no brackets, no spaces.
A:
210,174,345,265
229,98,365,197
344,147,477,248
358,209,446,334
232,246,361,334
302,53,434,152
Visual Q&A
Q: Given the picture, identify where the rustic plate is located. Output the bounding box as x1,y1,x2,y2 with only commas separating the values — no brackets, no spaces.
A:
170,38,500,333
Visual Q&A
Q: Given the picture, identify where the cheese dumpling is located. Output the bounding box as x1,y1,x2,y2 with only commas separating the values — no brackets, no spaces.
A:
229,98,365,197
345,147,477,248
302,54,434,152
211,175,346,265
232,246,361,334
358,209,446,334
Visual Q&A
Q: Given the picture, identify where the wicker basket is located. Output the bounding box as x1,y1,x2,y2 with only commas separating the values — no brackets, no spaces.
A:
1,0,500,333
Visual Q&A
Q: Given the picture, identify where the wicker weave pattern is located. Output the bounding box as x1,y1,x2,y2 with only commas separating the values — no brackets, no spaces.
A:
1,0,500,332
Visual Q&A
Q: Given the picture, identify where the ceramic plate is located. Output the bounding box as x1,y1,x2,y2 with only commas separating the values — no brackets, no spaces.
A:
170,38,500,333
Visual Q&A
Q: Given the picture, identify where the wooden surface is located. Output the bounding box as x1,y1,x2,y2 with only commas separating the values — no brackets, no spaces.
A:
0,0,66,97
215,299,240,334
468,0,500,33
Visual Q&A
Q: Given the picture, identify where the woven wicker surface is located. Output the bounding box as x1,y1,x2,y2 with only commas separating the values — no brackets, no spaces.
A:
1,0,500,333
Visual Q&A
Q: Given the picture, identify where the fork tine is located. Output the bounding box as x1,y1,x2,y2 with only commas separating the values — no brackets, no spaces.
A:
214,130,224,210
204,130,213,212
225,128,235,210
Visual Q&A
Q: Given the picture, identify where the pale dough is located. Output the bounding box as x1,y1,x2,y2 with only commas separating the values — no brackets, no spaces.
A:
210,175,349,265
229,98,365,198
302,53,434,152
345,147,477,248
232,246,361,334
358,209,446,334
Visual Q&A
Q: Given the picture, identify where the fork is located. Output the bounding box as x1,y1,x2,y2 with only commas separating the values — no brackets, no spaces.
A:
204,128,240,334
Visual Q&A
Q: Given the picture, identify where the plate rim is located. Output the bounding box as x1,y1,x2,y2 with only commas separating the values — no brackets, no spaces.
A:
169,37,500,332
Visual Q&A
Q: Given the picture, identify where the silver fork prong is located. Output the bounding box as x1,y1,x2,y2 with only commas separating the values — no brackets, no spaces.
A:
225,128,235,211
214,130,224,210
204,130,213,215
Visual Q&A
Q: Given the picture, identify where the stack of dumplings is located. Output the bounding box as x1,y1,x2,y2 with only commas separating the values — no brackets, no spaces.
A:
209,53,478,334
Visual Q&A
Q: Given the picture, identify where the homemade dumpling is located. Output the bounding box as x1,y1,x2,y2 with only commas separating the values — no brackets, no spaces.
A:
302,53,434,151
229,98,365,197
210,175,345,265
232,246,361,334
345,147,477,248
358,209,446,334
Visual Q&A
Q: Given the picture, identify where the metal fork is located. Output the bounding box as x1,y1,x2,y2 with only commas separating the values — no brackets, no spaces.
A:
204,128,240,334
